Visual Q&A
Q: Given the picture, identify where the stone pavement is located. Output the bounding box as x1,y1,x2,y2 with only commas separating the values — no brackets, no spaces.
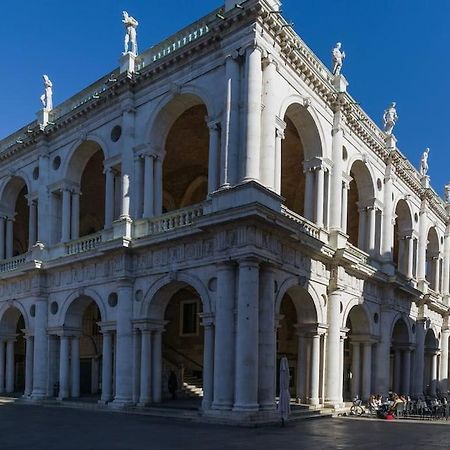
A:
1,403,450,450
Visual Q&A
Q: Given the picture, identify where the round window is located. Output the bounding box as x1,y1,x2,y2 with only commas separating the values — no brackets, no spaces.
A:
32,167,39,180
50,301,59,315
111,125,122,142
52,156,61,170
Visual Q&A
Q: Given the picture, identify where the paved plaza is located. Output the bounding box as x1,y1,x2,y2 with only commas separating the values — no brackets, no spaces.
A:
0,403,450,450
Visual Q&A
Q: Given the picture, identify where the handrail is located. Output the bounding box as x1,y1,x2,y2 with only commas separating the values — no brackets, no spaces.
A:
163,342,203,370
0,254,28,273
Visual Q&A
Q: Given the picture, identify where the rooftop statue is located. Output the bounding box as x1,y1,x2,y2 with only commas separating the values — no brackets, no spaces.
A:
123,11,139,56
419,148,430,177
445,183,450,203
383,102,398,135
332,42,345,76
39,75,53,111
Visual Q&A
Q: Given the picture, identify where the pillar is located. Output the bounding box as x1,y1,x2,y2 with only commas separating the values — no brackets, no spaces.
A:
315,167,325,228
212,263,235,410
417,201,428,283
70,336,80,398
139,329,152,405
5,218,13,258
304,169,315,221
325,289,342,404
207,121,221,195
406,237,414,279
431,352,438,395
24,336,34,397
434,257,441,292
132,329,141,404
414,320,425,395
358,208,367,251
154,158,163,216
234,259,259,411
28,201,37,248
361,342,372,401
394,349,401,393
381,163,394,261
143,154,155,218
71,192,80,240
5,339,14,393
101,331,113,403
443,229,450,297
201,317,214,410
350,342,361,399
440,329,449,393
341,182,349,233
274,128,284,194
309,334,321,405
403,349,411,395
113,283,133,406
368,207,376,254
0,217,5,259
0,340,5,393
374,311,391,395
296,333,306,401
105,168,114,228
329,109,344,230
120,173,130,219
152,330,162,403
242,45,262,182
61,188,71,243
58,336,70,399
32,298,48,399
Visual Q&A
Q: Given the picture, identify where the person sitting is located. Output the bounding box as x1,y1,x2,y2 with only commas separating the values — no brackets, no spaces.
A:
368,395,378,414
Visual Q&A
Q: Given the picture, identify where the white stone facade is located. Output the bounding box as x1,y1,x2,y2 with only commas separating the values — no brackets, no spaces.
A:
0,0,448,420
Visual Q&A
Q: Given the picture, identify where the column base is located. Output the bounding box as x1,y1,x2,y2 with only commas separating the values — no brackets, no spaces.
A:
137,399,151,407
309,398,320,407
110,398,134,409
259,402,276,411
30,392,47,400
98,399,111,406
211,401,233,411
232,403,259,412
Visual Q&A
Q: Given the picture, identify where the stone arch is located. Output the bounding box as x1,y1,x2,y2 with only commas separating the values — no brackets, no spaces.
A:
391,316,412,345
393,199,414,275
180,175,208,208
342,298,373,336
426,226,441,290
0,302,30,334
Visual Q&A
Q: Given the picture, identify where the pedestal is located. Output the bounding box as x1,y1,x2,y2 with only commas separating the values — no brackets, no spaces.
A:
120,52,136,75
332,74,348,93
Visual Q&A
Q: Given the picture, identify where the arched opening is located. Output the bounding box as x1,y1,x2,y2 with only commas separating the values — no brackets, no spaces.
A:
0,307,27,395
390,319,411,395
281,104,325,225
424,329,439,396
393,200,415,278
1,177,30,258
277,286,321,405
162,103,209,213
58,296,103,400
344,305,372,401
426,228,441,292
346,161,376,253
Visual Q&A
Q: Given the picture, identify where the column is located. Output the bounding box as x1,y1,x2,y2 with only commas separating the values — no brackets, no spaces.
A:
309,334,321,405
374,312,391,395
132,329,141,404
258,267,276,411
406,237,414,279
440,329,449,393
221,53,240,188
120,173,130,219
5,339,14,393
139,329,152,405
242,45,262,182
70,336,80,398
113,283,133,406
58,336,70,399
368,207,376,254
431,352,438,395
154,157,163,215
338,336,345,402
417,201,428,283
24,336,34,397
394,349,401,393
105,168,114,228
361,342,372,400
0,217,5,259
350,342,361,399
341,182,349,233
358,208,367,251
152,330,162,403
329,109,344,230
101,331,113,403
274,128,284,194
381,163,394,261
325,289,342,404
28,201,37,248
403,349,411,395
201,317,214,410
71,192,80,240
434,257,441,292
212,263,235,410
0,340,5,393
234,259,259,411
303,169,315,221
315,167,325,228
5,218,13,258
414,320,425,395
296,333,306,401
134,157,144,219
207,121,221,195
32,298,48,399
61,188,71,243
443,229,450,297
143,154,155,218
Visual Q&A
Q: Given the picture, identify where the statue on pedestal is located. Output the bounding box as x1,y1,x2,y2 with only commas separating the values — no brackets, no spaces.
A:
40,75,53,111
383,102,398,135
122,11,139,55
419,148,430,177
444,183,450,203
332,42,345,76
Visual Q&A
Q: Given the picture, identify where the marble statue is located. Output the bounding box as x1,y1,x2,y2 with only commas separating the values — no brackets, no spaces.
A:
40,75,53,111
445,183,450,203
332,42,345,76
123,11,139,55
383,102,398,135
420,148,430,177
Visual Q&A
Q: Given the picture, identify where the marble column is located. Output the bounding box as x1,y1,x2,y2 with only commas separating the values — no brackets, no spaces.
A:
0,340,5,393
32,298,48,399
274,128,284,194
394,349,401,393
139,329,152,405
143,154,155,218
381,163,394,261
374,312,391,395
315,167,325,228
152,330,162,403
201,317,214,410
406,237,414,279
234,259,259,411
431,352,438,395
361,343,372,400
101,331,113,403
329,109,344,230
242,45,262,182
134,157,144,220
212,263,235,410
104,168,115,228
5,339,14,393
434,257,441,292
350,342,361,399
61,188,71,243
338,336,344,402
132,329,141,404
154,158,163,216
443,229,450,297
207,121,221,195
70,336,80,398
0,217,5,259
5,218,13,258
120,172,131,219
71,192,80,240
439,329,450,393
403,349,411,395
417,202,428,283
309,334,321,405
24,336,34,397
341,182,349,233
414,320,425,395
358,208,367,251
28,200,37,248
368,207,376,254
304,169,315,221
58,336,70,399
296,333,306,402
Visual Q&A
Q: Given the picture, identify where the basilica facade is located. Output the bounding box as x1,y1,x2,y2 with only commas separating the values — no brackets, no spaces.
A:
0,0,448,422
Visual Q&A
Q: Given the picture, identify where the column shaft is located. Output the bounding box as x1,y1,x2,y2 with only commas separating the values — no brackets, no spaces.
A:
0,218,5,259
151,331,162,403
58,336,70,399
134,157,144,219
105,168,115,228
394,349,401,393
440,330,449,393
28,201,37,248
61,189,71,243
443,231,450,296
329,111,344,230
361,343,372,401
5,219,13,258
154,158,163,216
304,169,315,221
414,321,425,395
315,168,325,227
207,123,220,195
358,209,367,251
403,350,411,395
350,342,361,399
325,289,341,404
71,193,80,240
143,155,155,218
202,323,214,410
296,334,305,401
5,340,14,393
101,332,113,402
431,353,438,395
341,184,348,233
71,337,80,398
139,330,152,405
0,340,5,393
309,334,321,405
417,204,428,282
381,166,394,260
32,299,48,399
24,337,34,397
274,129,284,194
368,207,376,254
406,237,414,279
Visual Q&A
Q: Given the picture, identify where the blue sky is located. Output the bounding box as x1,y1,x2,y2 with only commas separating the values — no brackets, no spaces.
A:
3,1,449,195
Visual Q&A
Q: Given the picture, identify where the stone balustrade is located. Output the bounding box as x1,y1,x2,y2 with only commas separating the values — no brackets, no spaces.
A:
281,205,320,239
0,254,27,273
65,232,103,256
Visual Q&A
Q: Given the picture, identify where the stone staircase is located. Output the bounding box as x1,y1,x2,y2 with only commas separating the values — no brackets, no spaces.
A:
181,371,203,399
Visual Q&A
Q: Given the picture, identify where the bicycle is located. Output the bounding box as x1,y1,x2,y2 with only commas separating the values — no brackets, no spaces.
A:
350,397,365,416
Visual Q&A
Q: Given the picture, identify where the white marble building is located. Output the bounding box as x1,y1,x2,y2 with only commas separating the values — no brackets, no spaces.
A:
0,0,448,422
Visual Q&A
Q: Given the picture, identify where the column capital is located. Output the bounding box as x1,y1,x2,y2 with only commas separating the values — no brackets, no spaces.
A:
205,118,221,130
200,312,215,327
237,256,261,268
